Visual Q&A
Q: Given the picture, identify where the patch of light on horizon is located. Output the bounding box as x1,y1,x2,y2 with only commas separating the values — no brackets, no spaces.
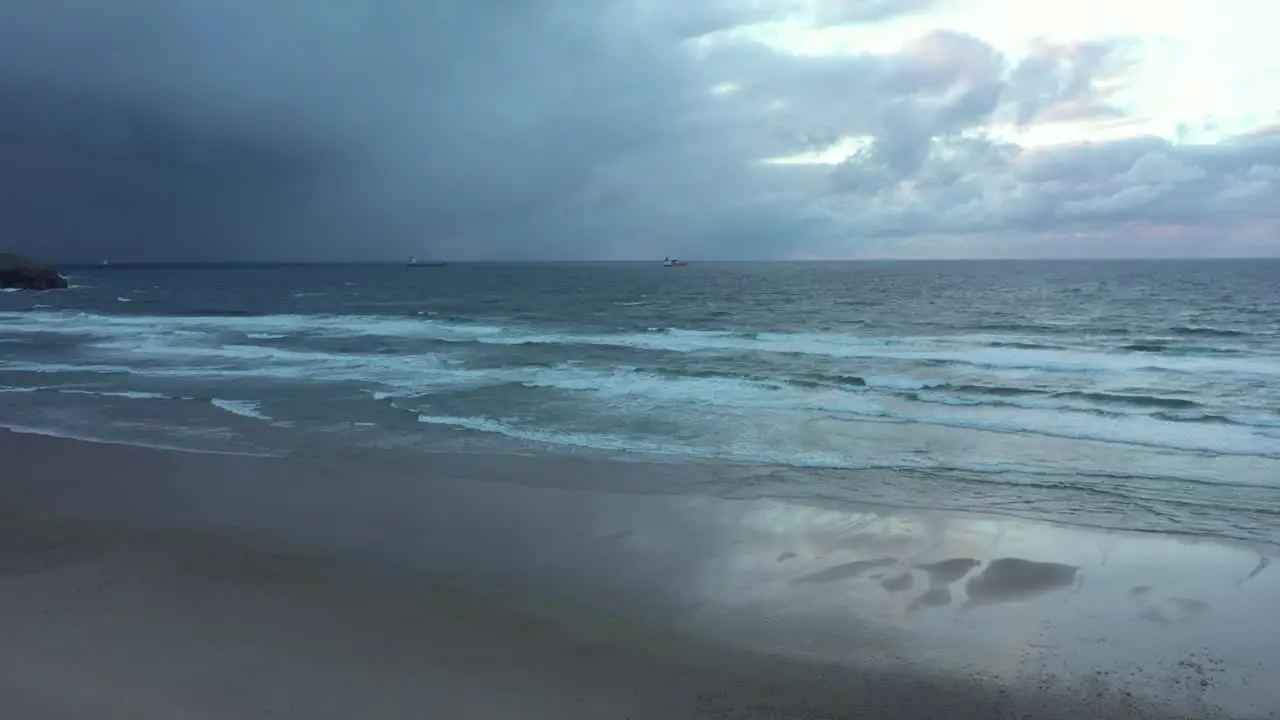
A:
761,135,872,165
989,116,1164,150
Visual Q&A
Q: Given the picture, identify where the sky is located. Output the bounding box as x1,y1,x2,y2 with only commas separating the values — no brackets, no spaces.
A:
0,0,1277,262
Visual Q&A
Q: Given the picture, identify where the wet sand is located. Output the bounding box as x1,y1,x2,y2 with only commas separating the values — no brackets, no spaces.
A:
1,429,1275,718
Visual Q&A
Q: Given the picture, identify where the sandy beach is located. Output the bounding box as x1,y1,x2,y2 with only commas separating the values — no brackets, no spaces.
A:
1,429,1275,718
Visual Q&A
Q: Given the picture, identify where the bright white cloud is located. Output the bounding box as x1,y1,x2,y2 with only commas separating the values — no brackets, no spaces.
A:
677,0,1280,258
726,0,1280,148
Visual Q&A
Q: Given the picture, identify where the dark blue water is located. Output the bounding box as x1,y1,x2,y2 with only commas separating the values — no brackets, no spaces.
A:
3,261,1279,544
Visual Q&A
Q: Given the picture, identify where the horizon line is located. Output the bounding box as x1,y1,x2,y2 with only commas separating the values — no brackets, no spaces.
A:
46,256,1280,266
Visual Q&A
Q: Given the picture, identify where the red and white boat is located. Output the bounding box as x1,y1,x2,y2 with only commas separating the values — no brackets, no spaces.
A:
662,256,688,267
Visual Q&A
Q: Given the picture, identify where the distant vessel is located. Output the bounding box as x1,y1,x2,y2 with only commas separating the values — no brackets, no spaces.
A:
407,256,448,267
663,256,687,267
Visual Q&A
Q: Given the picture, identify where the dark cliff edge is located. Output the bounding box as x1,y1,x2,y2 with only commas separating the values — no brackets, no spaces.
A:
0,253,69,290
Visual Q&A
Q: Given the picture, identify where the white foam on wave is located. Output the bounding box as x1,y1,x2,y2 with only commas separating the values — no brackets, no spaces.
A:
210,399,271,421
59,389,171,401
568,330,1280,377
4,309,1275,379
85,340,494,393
461,366,1280,458
8,346,1280,458
0,348,490,395
410,410,1280,490
401,363,1279,458
0,311,515,360
912,388,1154,415
413,411,1279,496
0,361,128,375
871,404,1280,458
413,413,878,470
6,309,1280,463
514,366,891,418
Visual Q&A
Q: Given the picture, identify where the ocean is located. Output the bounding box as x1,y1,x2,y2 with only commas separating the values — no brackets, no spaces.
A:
3,260,1279,546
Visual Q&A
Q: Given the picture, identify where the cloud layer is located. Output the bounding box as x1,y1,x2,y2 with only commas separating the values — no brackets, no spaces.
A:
0,0,1276,260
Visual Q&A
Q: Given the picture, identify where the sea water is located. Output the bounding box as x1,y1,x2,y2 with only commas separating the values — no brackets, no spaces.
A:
2,260,1278,544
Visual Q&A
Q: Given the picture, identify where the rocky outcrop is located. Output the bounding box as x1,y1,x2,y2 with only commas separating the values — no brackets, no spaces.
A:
0,253,69,290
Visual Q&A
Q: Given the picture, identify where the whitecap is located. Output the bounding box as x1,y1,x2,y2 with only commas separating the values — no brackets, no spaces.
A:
58,389,171,401
209,399,271,421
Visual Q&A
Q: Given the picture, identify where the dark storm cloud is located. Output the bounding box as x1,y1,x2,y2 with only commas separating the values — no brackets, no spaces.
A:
0,0,1276,261
0,0,738,260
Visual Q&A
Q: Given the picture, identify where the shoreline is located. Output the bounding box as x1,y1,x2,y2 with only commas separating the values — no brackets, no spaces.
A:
5,416,1277,551
2,429,1275,717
